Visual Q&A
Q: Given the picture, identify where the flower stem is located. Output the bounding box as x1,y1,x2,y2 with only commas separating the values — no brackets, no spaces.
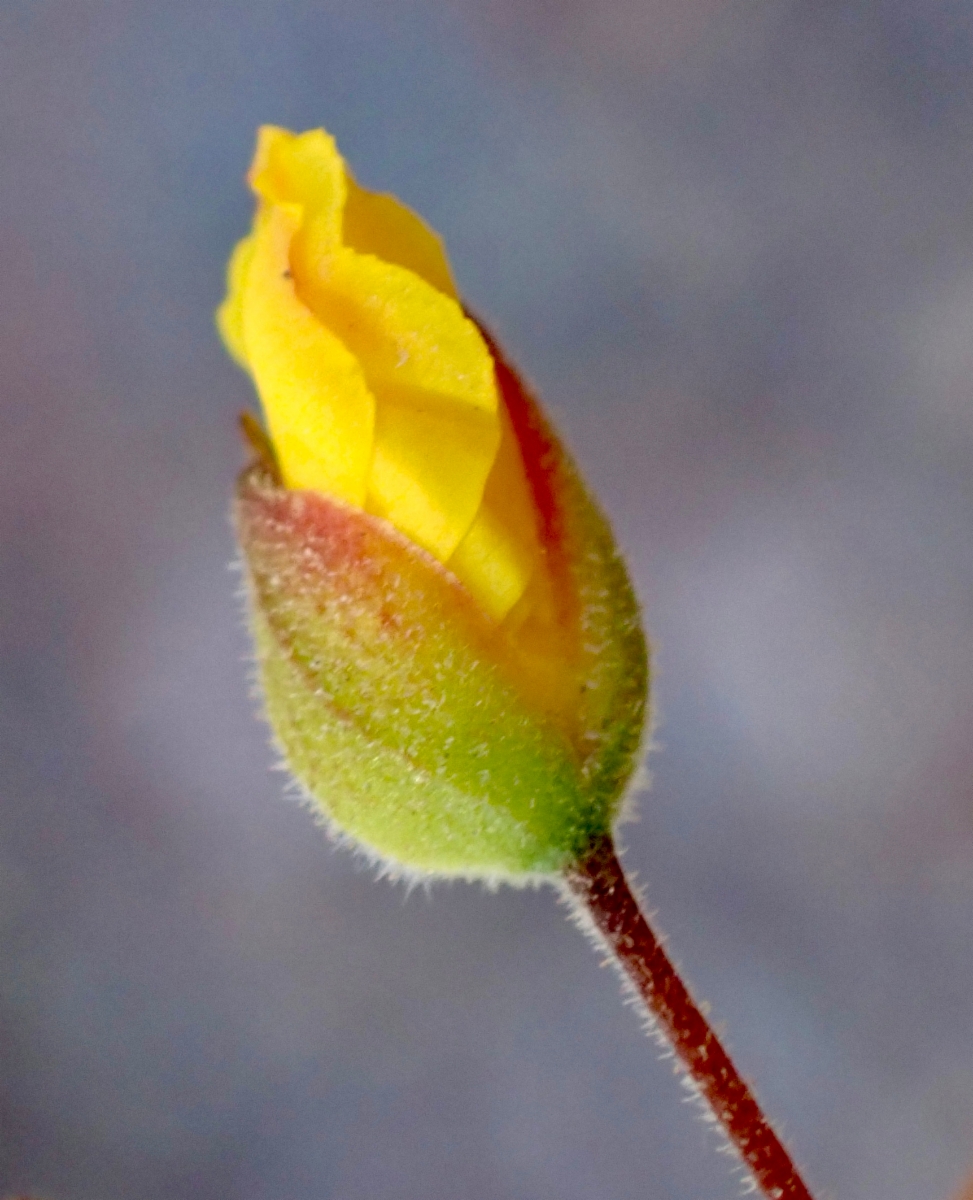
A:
561,834,815,1200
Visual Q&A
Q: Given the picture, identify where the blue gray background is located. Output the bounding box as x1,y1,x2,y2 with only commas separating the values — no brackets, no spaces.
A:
3,2,973,1197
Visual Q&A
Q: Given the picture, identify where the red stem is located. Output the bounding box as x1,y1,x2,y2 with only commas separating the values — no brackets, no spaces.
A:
562,834,815,1200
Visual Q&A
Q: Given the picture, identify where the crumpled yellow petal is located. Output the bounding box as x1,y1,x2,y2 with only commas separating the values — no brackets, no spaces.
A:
250,126,457,294
293,224,499,561
240,204,374,506
448,403,540,621
218,123,543,619
343,171,458,300
367,394,498,563
216,232,257,368
249,126,344,246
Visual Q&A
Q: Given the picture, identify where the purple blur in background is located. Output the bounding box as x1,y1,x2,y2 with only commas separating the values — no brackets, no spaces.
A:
2,1,973,1198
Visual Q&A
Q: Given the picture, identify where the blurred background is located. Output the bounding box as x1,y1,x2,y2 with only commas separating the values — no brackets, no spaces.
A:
2,1,973,1197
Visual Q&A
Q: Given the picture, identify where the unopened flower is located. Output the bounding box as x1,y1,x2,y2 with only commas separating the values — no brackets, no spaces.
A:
219,125,647,879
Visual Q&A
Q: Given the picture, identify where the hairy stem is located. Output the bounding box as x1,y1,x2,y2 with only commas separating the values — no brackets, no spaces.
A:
561,834,815,1200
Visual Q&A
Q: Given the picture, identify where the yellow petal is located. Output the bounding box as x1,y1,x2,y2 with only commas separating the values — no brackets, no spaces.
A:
248,126,500,561
216,232,257,368
447,507,531,622
252,128,457,299
249,126,344,248
367,391,498,560
221,125,541,622
292,234,500,560
294,243,493,410
448,402,541,619
241,204,374,506
343,171,458,299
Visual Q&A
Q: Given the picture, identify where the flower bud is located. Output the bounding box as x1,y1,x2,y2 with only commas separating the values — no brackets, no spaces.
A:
221,126,648,879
